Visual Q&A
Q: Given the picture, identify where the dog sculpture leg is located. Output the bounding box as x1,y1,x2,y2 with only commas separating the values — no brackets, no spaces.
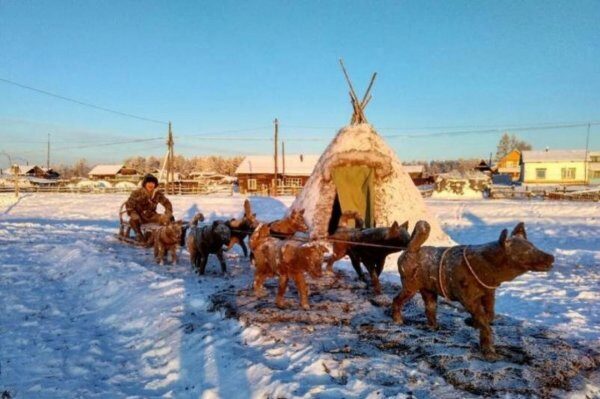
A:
293,273,310,310
253,272,268,298
463,298,497,359
216,249,227,274
391,287,417,324
198,255,208,275
154,242,164,265
482,292,495,323
275,275,289,309
420,290,439,329
170,246,177,265
348,252,366,282
364,259,382,295
238,239,248,258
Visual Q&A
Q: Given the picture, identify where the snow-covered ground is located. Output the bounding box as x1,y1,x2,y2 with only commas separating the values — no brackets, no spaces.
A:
0,193,598,398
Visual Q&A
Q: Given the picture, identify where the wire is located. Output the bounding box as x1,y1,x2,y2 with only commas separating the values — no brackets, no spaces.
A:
0,77,168,125
383,122,600,139
178,126,272,137
53,137,164,151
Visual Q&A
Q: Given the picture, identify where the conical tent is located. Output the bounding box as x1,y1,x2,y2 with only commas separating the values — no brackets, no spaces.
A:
289,123,453,246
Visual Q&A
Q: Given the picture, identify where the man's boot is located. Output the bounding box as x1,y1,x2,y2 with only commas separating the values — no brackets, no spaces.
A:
129,217,145,242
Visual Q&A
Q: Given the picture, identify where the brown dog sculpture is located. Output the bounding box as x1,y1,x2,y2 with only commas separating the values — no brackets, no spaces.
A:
327,212,410,295
225,199,258,257
153,220,184,265
268,208,309,238
249,224,327,310
391,221,554,359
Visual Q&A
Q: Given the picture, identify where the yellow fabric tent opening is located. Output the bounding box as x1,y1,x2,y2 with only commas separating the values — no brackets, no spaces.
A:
331,165,375,228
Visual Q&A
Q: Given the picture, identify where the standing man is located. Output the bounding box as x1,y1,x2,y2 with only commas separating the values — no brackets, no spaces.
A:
126,174,173,241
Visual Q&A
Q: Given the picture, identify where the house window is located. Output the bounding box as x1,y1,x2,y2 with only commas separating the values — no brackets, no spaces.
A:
247,179,257,190
535,168,546,180
561,168,576,180
285,177,302,187
590,156,600,163
592,171,600,178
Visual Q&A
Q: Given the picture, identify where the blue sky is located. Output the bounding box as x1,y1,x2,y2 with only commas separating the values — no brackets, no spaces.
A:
1,0,599,168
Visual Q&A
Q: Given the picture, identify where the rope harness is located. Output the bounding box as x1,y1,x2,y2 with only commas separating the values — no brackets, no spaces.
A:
229,227,410,250
462,246,499,290
438,245,498,300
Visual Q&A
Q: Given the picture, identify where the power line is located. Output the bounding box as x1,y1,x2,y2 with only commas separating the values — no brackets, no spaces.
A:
382,121,600,139
178,126,272,137
0,77,168,125
53,137,164,151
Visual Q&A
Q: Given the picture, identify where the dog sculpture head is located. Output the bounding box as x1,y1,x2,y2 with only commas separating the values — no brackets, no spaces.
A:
288,208,309,233
499,222,554,272
212,220,232,246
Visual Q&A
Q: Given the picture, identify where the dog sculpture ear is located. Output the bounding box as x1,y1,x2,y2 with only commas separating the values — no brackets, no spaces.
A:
400,220,409,230
499,229,509,247
390,221,400,232
511,222,527,240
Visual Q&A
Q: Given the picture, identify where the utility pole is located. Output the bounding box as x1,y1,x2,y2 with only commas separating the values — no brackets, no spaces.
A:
13,164,19,197
584,123,591,185
166,121,174,195
273,118,278,196
47,133,51,170
281,141,286,184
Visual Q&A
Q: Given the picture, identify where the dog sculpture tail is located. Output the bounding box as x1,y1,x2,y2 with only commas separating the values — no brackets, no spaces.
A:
190,213,205,227
407,220,431,253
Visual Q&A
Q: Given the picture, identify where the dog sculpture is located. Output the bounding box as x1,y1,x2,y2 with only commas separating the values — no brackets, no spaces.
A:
327,213,410,294
249,223,327,310
268,208,309,238
391,221,554,359
153,220,184,265
187,214,232,274
225,199,258,257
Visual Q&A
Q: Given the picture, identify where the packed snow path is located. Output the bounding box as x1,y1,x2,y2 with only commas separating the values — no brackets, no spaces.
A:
0,194,599,398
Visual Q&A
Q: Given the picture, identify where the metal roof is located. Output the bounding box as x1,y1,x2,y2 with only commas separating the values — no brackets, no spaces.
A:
235,155,319,176
521,150,587,163
88,164,125,176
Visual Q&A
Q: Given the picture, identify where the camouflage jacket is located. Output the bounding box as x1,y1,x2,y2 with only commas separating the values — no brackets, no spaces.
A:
125,187,173,221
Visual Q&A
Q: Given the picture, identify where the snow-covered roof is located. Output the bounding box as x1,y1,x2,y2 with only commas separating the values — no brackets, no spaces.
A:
4,164,38,175
522,150,586,163
235,155,319,176
402,165,425,174
88,164,124,176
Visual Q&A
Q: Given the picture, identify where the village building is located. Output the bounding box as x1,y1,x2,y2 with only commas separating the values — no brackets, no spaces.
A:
88,164,141,182
402,164,433,186
495,149,521,181
520,149,597,185
235,154,319,195
3,164,60,179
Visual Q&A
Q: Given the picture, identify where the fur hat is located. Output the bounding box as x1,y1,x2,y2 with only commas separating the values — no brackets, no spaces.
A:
142,174,159,187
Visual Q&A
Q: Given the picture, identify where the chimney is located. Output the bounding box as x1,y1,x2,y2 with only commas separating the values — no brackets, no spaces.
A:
545,147,549,152
300,154,304,162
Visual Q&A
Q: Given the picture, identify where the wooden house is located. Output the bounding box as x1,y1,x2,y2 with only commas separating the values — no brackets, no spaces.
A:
496,149,521,181
235,154,319,195
402,164,433,186
88,164,140,181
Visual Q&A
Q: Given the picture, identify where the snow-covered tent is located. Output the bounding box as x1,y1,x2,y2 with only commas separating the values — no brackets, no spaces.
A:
288,63,452,245
289,123,452,245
